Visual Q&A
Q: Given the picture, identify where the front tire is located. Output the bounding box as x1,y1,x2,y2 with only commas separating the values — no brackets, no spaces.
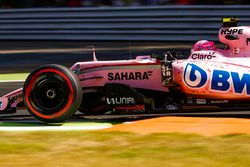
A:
23,64,82,123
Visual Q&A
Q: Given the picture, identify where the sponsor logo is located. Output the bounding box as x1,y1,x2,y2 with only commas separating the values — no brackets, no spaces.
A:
165,105,179,110
161,63,173,85
115,105,145,111
211,70,250,94
196,99,206,104
233,48,240,54
184,63,250,95
161,64,172,77
247,38,250,45
191,52,216,60
187,97,193,104
221,28,243,35
210,100,229,104
108,71,153,81
183,63,207,88
106,97,135,105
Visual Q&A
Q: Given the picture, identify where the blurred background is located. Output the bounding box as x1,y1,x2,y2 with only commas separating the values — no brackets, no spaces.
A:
0,0,249,75
0,0,249,8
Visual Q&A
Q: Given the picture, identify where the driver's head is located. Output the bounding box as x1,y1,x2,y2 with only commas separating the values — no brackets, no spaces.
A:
191,40,217,52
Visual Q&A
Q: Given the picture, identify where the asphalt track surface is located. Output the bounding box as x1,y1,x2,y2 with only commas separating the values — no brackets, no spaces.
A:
0,41,250,127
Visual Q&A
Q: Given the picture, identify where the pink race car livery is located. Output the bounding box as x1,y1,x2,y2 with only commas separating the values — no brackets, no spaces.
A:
1,18,250,123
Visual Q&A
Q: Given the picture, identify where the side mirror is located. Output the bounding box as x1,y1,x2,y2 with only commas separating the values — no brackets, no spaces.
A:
225,34,239,40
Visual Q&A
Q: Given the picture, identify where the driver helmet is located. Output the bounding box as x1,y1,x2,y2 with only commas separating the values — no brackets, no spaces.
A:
191,40,217,52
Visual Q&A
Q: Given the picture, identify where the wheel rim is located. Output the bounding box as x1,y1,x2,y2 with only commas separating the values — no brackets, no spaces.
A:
25,69,74,119
31,73,69,115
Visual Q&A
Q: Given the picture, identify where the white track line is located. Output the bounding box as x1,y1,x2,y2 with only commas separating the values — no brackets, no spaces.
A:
0,80,24,83
0,125,112,131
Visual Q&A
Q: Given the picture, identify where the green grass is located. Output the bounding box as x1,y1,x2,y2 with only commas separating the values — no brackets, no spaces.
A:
0,131,249,167
0,73,29,81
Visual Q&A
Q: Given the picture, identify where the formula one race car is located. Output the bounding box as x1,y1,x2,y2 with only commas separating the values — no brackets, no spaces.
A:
1,18,250,123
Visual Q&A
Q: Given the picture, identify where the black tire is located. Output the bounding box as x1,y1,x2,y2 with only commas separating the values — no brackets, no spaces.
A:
23,64,82,123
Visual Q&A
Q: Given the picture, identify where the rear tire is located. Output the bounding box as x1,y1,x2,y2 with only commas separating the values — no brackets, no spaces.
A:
23,64,82,123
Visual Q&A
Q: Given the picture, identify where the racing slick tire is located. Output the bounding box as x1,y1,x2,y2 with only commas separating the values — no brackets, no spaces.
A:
23,64,82,123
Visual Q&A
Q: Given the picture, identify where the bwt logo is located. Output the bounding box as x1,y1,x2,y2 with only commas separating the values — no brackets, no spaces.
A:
211,70,250,94
183,63,250,95
184,63,207,88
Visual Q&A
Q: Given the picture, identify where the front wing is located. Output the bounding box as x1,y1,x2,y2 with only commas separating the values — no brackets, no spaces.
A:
0,88,23,114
